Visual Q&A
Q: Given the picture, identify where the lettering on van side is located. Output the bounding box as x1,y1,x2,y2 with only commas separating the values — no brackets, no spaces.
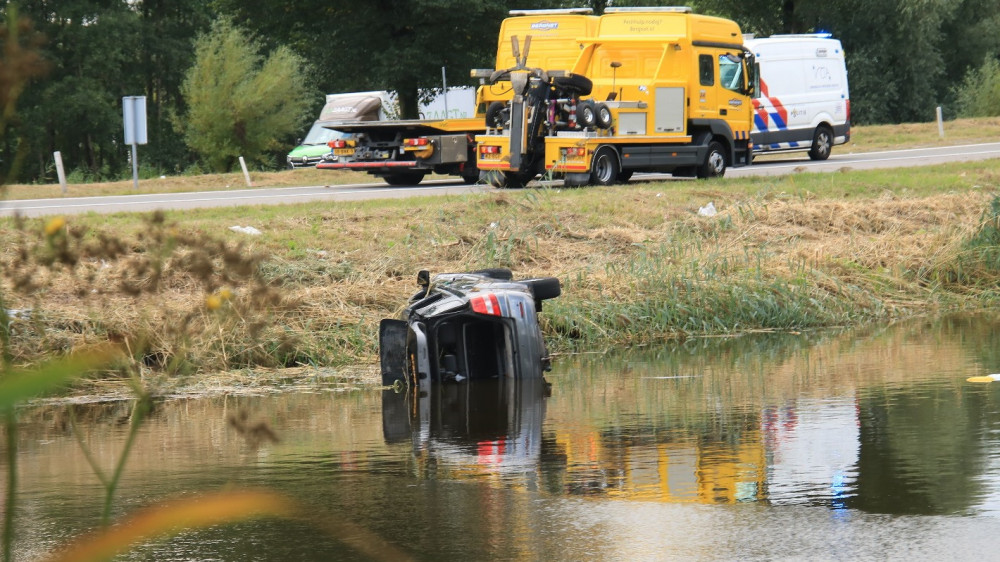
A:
530,21,559,31
622,17,663,33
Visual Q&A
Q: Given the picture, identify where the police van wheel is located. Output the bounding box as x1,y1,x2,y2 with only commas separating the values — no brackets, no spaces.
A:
808,126,833,161
697,141,727,179
590,148,620,186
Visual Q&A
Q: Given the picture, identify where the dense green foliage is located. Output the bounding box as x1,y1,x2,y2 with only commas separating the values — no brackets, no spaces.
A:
214,0,536,120
1,0,999,183
178,19,311,172
0,6,49,186
956,59,1000,118
2,1,213,183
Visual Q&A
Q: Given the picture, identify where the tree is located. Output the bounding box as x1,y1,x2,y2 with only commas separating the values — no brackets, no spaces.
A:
178,19,312,172
0,5,48,186
6,0,212,183
214,0,553,119
955,58,1000,117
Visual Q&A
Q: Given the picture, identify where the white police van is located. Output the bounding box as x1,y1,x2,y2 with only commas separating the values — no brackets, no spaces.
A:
745,34,850,160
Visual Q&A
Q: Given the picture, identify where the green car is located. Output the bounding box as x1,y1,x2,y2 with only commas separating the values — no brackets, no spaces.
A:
286,122,350,168
287,91,393,169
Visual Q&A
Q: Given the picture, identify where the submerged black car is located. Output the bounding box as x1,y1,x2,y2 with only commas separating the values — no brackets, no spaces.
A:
379,269,561,390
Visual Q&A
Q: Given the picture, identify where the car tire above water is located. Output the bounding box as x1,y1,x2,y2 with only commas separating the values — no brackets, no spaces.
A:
521,277,561,301
474,268,514,280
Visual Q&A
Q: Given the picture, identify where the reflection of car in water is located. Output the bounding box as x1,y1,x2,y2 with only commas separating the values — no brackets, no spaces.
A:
382,378,548,476
379,269,561,392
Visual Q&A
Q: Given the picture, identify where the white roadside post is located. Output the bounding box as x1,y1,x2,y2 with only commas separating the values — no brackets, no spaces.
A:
441,66,449,118
53,151,67,195
936,106,945,138
238,156,252,187
122,96,148,190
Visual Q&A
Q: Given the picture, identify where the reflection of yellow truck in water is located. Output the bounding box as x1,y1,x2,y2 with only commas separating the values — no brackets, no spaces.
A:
555,429,766,504
476,7,756,187
316,9,598,185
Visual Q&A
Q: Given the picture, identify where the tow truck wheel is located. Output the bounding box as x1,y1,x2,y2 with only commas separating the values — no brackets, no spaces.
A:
590,148,620,186
502,171,532,189
808,125,833,161
696,141,727,179
595,103,613,129
485,101,506,128
461,169,480,184
577,100,597,128
552,74,593,97
384,172,426,186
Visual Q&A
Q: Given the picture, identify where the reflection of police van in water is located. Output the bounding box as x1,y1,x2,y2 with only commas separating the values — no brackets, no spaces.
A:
745,34,850,160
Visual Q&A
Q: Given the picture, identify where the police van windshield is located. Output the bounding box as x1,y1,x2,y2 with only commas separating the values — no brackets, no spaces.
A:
719,54,744,92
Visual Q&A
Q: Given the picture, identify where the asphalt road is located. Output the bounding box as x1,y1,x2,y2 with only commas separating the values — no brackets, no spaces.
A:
3,142,999,218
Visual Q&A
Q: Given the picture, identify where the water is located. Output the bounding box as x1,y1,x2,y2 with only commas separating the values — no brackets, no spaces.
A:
7,314,1000,560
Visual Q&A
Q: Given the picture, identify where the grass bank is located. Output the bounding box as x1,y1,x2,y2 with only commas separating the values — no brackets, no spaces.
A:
2,157,1000,380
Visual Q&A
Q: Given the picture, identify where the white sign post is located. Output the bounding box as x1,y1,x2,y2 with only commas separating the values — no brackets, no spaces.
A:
122,96,148,190
53,151,67,195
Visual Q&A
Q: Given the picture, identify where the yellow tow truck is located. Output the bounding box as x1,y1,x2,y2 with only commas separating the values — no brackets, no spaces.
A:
316,9,599,186
476,7,756,188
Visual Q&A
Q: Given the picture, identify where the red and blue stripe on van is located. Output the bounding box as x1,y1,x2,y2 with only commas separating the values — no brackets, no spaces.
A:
752,79,796,148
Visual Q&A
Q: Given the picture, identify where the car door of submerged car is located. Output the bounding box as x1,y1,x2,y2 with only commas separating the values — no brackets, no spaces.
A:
379,318,431,390
379,319,408,386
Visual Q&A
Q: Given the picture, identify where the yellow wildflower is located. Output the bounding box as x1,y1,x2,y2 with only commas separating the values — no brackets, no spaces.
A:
205,294,223,311
45,216,66,237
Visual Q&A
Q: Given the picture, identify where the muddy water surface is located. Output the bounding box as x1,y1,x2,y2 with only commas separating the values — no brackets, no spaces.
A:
7,314,1000,560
